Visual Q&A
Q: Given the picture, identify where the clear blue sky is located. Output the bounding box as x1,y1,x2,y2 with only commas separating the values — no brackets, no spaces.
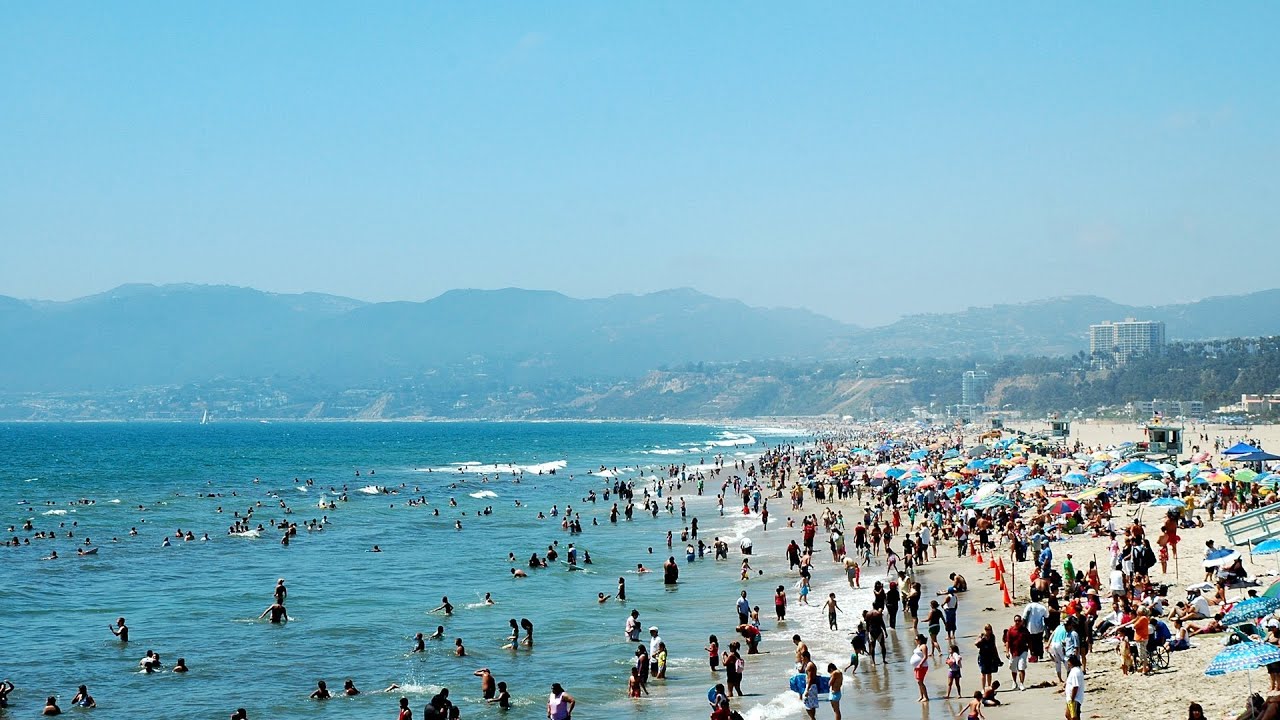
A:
2,3,1277,325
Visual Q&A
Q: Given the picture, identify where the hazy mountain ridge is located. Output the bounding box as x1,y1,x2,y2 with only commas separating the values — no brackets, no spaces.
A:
6,284,1280,402
0,284,849,392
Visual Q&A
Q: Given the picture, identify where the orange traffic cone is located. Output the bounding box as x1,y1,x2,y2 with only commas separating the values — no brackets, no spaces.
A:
988,557,997,570
1001,582,1012,607
976,550,983,564
997,557,1006,574
993,565,1002,583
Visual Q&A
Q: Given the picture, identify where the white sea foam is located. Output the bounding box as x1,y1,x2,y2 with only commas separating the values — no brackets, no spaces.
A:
418,460,567,475
42,509,68,516
645,448,693,456
357,485,383,495
295,486,308,492
468,490,499,499
230,530,261,538
739,690,805,720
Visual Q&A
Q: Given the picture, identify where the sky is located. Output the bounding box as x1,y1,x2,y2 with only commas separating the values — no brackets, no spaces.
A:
2,4,1278,326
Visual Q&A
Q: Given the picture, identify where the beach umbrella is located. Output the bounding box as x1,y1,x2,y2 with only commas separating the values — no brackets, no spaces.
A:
1063,472,1091,486
1114,459,1163,476
1149,497,1186,508
1234,468,1260,484
942,449,960,459
1074,487,1106,500
1137,478,1167,492
1204,549,1241,569
1256,473,1279,488
1098,473,1128,488
885,467,906,479
943,471,965,482
909,449,929,461
977,495,1015,509
916,477,939,489
1205,641,1280,676
1264,581,1280,599
1155,463,1177,473
1087,461,1109,475
1047,499,1080,515
1223,596,1280,627
1020,478,1048,491
1191,451,1211,463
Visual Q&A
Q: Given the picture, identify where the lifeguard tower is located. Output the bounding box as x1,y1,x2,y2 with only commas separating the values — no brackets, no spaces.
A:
989,418,1004,431
1143,423,1184,456
1050,420,1071,438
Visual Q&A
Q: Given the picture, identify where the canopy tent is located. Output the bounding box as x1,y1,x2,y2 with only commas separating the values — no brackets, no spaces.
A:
1230,451,1280,463
1223,442,1263,456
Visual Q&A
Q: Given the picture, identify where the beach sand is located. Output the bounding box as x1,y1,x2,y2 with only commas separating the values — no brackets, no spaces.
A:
727,420,1276,720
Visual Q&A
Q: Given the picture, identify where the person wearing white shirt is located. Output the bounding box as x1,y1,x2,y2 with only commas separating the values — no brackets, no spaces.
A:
1065,654,1085,719
1022,600,1048,660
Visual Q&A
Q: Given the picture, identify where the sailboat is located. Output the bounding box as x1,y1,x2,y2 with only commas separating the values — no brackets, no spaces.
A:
200,410,209,425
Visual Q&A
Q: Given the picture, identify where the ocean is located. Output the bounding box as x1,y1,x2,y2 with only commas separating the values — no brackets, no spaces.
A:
0,421,817,720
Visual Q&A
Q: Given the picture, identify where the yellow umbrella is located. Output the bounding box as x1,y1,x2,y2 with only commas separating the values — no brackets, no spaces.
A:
829,463,849,474
944,471,965,482
1074,487,1106,500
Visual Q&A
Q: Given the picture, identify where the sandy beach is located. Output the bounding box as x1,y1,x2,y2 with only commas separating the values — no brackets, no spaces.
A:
723,419,1278,720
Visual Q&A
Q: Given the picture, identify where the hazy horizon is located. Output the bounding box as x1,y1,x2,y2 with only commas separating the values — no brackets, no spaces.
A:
3,5,1278,324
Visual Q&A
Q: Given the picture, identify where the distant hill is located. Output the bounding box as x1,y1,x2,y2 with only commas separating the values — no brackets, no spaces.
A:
0,284,850,392
849,290,1280,357
7,284,1280,399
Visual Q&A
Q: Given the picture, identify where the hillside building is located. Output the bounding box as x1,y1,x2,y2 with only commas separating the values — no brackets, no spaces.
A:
1089,318,1165,366
961,370,990,406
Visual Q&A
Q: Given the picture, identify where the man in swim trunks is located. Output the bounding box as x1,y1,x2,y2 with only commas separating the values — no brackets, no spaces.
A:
801,650,820,719
827,663,844,720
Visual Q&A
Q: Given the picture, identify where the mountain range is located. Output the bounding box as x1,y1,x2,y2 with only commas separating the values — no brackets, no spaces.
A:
4,283,1280,394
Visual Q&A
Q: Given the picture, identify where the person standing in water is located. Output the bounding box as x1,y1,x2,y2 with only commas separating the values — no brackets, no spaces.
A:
547,683,575,719
109,617,129,642
259,601,287,623
824,593,844,630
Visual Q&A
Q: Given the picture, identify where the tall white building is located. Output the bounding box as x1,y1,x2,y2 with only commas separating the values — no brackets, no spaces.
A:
961,370,989,406
1089,318,1165,366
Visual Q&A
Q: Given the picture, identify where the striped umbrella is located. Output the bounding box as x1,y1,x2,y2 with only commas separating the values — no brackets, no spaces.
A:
1047,499,1080,515
1205,640,1280,676
1222,596,1280,627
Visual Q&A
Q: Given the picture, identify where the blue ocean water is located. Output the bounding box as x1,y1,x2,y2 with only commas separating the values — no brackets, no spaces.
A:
0,421,809,720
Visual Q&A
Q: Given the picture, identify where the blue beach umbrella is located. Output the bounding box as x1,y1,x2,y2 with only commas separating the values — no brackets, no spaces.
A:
885,467,907,479
1253,539,1280,556
1205,640,1280,676
909,449,929,461
1137,478,1167,492
942,449,960,459
1149,497,1186,508
1114,460,1163,476
1087,461,1109,475
1222,596,1280,627
1020,478,1048,491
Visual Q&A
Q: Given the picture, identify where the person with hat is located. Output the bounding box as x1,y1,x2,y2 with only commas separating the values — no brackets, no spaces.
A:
648,626,662,675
